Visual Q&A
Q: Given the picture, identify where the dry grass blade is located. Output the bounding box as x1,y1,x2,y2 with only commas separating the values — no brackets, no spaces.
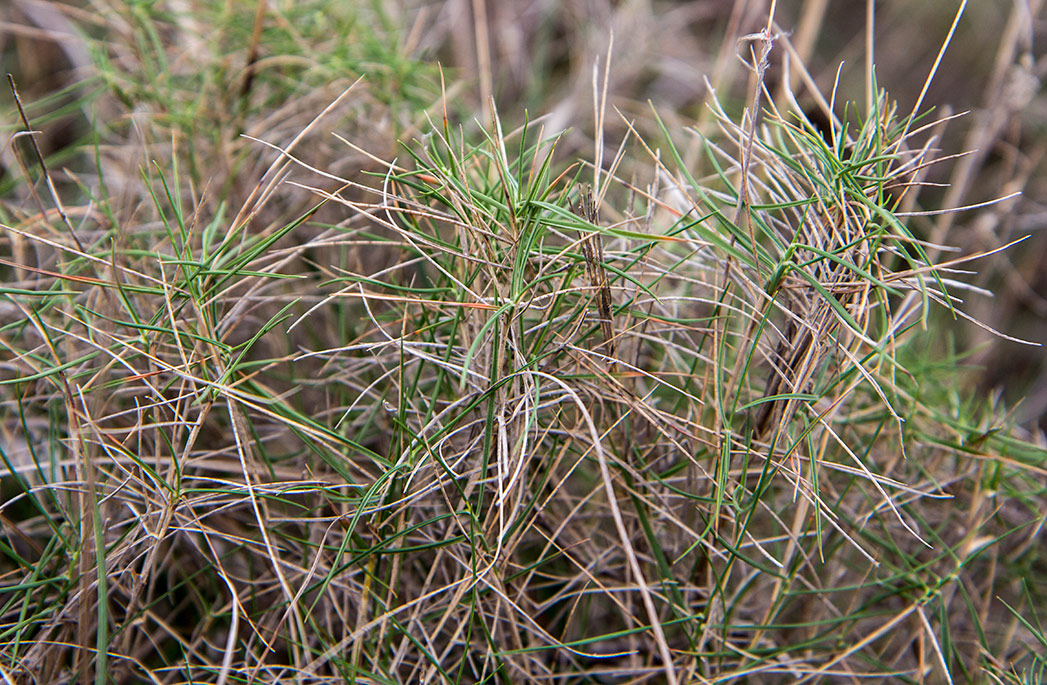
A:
572,184,616,359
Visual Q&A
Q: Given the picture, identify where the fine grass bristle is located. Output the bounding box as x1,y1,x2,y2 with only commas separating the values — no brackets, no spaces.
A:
1,2,1045,684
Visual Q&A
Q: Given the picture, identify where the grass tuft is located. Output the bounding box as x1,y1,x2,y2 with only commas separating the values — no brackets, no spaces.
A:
1,1,1044,683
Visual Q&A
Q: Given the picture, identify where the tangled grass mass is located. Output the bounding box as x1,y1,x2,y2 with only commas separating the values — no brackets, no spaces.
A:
1,1,1045,683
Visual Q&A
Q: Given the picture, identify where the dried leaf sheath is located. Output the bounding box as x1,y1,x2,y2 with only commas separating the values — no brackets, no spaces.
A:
574,184,616,357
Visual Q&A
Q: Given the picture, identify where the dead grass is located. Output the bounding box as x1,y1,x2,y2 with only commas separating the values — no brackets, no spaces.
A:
0,1,1045,684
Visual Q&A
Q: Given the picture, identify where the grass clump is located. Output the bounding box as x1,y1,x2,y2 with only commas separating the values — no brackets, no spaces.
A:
1,2,1045,683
